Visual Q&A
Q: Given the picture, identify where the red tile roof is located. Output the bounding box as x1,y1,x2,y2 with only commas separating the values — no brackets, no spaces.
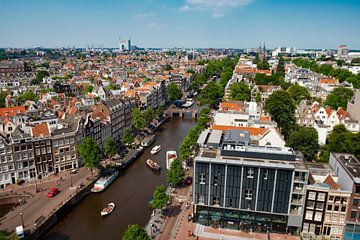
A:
31,123,50,137
323,175,339,190
0,106,26,117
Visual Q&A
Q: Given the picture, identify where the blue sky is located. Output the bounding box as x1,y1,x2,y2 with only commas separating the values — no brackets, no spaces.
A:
0,0,359,49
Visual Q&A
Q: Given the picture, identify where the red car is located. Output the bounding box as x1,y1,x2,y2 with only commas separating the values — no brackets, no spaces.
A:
185,177,193,185
47,188,60,198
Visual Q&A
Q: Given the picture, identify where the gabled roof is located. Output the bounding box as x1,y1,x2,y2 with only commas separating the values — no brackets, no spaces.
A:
336,107,348,121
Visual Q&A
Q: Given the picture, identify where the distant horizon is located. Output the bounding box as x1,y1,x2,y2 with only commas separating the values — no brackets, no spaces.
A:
1,0,359,49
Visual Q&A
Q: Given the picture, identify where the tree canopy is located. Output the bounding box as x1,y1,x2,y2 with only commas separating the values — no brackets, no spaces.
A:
31,70,49,85
18,91,39,102
78,137,100,173
325,87,354,110
132,108,145,131
122,224,151,240
199,82,223,106
166,158,185,186
229,82,251,101
287,127,320,161
320,124,360,162
150,185,169,209
287,84,311,104
104,137,117,158
264,90,296,138
122,128,134,145
167,83,182,101
144,108,155,126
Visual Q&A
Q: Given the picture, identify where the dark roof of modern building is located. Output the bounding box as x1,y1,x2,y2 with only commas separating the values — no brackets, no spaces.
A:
333,153,360,179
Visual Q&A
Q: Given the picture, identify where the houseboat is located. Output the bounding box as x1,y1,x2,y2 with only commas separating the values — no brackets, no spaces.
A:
166,151,177,170
91,169,119,193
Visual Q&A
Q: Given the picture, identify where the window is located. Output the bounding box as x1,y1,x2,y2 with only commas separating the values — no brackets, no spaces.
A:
334,205,339,211
341,206,346,212
213,197,220,206
213,176,218,186
307,201,315,209
200,173,206,184
318,193,326,201
264,169,268,180
316,202,324,210
245,189,253,200
308,192,316,200
314,212,322,221
305,210,313,220
247,168,254,178
350,211,357,219
303,223,309,233
353,199,360,207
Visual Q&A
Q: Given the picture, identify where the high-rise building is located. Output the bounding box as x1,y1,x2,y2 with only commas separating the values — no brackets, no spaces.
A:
119,38,131,51
337,45,349,59
193,129,309,235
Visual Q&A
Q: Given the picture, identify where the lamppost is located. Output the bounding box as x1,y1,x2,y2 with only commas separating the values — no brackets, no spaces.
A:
70,174,73,189
19,212,24,227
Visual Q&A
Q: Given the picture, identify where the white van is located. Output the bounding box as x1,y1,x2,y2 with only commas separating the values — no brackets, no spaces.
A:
16,225,24,239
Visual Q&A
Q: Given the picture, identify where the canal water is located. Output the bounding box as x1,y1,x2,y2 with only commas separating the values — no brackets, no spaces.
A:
43,116,196,240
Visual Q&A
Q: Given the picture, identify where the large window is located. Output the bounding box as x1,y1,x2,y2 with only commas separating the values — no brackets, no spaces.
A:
305,210,313,220
308,192,316,200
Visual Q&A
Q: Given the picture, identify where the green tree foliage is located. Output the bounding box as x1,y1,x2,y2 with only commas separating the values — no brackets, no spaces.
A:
18,91,39,102
132,108,145,131
164,64,173,71
144,108,155,125
255,92,262,103
155,107,164,119
319,124,360,162
31,70,49,85
78,137,100,173
264,90,296,138
253,56,269,70
83,84,94,94
191,74,206,91
287,84,311,104
167,83,182,101
351,58,360,65
104,137,117,158
325,87,354,110
150,185,169,209
0,232,19,240
229,82,251,101
122,128,134,145
199,82,223,106
254,73,285,86
105,84,121,91
166,159,185,186
293,58,360,88
287,127,320,161
122,224,151,240
0,91,9,108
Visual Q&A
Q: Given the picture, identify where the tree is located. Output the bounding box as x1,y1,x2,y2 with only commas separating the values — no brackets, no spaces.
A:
78,137,100,174
287,84,311,104
0,91,9,108
83,84,94,94
164,64,173,71
155,107,164,119
264,90,296,138
122,128,134,145
287,127,320,161
31,70,49,85
132,108,145,131
150,185,169,209
167,83,182,101
18,91,39,102
104,137,117,158
325,87,354,110
229,82,251,101
199,82,223,106
144,108,155,125
122,224,151,240
166,158,185,186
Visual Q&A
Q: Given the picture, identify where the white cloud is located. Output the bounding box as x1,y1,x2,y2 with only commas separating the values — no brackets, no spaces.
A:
134,12,155,19
179,0,253,17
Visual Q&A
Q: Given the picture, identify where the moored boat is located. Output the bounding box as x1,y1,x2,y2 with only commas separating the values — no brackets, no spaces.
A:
101,203,115,216
166,151,177,170
146,159,161,171
150,145,161,155
91,169,119,193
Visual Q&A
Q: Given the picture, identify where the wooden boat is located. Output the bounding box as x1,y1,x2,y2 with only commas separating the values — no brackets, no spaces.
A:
101,203,115,216
146,159,161,171
150,145,161,155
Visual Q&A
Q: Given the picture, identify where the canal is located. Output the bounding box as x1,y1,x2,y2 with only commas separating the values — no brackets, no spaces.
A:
43,116,196,240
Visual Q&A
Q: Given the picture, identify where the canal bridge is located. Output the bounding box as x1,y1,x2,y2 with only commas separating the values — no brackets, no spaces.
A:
164,108,198,118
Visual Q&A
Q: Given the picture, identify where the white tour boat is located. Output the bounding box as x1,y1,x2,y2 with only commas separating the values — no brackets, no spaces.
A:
150,145,162,155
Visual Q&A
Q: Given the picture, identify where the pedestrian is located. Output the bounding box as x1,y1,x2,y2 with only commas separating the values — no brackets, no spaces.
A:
196,236,199,240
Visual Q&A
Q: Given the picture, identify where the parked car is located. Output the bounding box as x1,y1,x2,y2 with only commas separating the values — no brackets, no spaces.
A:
47,188,60,198
185,176,193,185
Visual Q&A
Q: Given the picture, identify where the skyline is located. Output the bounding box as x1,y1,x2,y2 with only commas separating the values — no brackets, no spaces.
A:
0,0,360,49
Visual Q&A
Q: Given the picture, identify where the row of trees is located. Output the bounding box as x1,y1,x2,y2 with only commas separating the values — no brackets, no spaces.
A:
292,58,360,88
132,107,164,131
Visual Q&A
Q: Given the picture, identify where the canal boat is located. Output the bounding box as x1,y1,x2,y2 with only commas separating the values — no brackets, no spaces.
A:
181,98,194,108
146,159,161,171
150,145,161,155
166,151,177,169
101,203,115,216
91,169,119,193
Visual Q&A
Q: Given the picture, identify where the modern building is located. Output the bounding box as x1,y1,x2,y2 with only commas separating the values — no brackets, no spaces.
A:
329,153,360,239
193,129,308,235
119,38,131,51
